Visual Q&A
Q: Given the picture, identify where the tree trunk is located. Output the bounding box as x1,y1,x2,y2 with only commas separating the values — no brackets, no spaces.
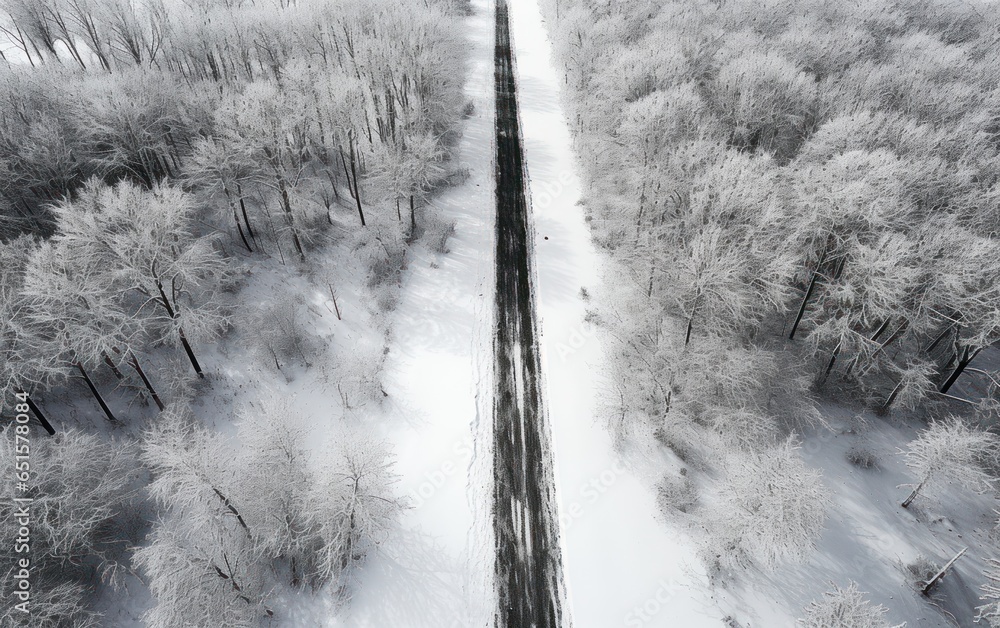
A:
922,547,967,595
328,283,342,321
23,395,55,435
939,345,982,394
234,208,252,252
127,352,165,411
349,138,365,227
821,341,841,383
178,328,204,379
236,185,257,245
103,352,124,379
870,318,891,343
276,173,306,262
76,362,120,425
924,323,954,354
901,477,926,508
882,378,904,413
155,277,205,378
213,487,251,537
789,248,829,340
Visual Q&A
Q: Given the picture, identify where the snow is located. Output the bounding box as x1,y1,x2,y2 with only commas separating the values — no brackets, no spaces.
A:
19,0,995,625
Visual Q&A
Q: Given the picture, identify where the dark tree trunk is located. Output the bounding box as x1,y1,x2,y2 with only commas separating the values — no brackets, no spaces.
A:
882,378,903,413
236,185,256,244
23,395,55,435
235,208,253,252
328,283,342,321
178,328,205,379
822,342,842,382
789,248,829,340
155,278,204,378
939,345,982,394
103,352,125,379
924,318,956,354
213,487,251,537
76,362,120,425
127,352,165,411
276,173,306,261
350,138,365,226
870,318,891,343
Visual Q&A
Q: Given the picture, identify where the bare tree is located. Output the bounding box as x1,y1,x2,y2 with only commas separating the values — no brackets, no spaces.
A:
313,432,404,590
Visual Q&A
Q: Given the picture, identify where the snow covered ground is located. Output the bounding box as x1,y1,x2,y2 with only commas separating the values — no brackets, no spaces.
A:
718,401,997,627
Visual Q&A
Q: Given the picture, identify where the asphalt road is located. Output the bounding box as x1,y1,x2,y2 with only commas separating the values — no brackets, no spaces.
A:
491,1,566,626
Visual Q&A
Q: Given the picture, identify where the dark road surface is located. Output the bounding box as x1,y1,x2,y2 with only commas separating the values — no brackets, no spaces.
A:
491,1,566,627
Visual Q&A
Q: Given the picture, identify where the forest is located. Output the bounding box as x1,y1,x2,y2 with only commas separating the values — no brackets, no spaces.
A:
6,0,1000,625
539,0,1000,624
0,0,470,624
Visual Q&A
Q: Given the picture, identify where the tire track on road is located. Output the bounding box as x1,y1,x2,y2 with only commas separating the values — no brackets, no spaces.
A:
491,1,566,626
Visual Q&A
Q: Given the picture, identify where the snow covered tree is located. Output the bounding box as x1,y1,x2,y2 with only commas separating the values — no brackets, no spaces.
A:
29,430,140,584
0,235,61,430
0,429,140,626
50,180,227,378
138,402,403,620
312,433,403,590
19,240,137,423
0,236,35,405
701,437,826,572
242,295,321,375
978,555,1000,627
135,512,270,628
798,582,901,628
137,406,269,626
232,398,325,587
709,49,818,160
900,417,998,508
72,68,199,187
213,80,313,259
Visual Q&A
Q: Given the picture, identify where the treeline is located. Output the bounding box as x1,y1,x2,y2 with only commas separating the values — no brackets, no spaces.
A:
542,0,1000,581
0,0,468,623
